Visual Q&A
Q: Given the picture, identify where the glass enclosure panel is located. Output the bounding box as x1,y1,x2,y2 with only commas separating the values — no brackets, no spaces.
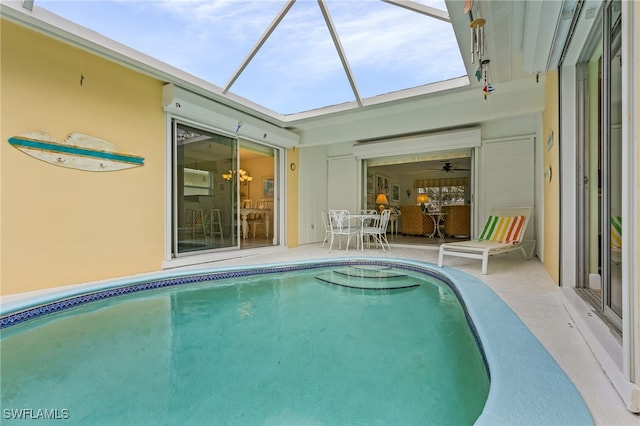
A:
174,123,237,254
608,16,622,318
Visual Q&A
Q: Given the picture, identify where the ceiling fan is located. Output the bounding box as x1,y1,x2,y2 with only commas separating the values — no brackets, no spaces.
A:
441,162,471,173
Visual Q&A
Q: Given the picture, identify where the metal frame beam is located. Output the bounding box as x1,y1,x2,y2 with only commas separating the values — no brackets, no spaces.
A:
223,1,296,94
318,0,362,107
382,0,450,23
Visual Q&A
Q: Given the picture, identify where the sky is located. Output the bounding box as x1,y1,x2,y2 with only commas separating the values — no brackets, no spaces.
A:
37,0,466,115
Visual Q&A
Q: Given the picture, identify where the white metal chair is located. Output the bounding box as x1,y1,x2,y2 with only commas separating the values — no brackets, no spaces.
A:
321,211,332,247
359,209,379,225
438,207,536,274
328,209,359,252
361,209,391,251
358,209,379,248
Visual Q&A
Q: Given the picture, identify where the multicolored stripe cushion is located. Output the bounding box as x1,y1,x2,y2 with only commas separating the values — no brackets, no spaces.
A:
611,216,622,249
479,215,526,244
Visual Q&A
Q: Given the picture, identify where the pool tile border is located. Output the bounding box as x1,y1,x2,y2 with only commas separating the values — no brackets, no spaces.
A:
1,260,449,329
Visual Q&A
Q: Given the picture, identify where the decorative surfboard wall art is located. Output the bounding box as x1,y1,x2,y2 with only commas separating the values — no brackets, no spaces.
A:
8,131,144,172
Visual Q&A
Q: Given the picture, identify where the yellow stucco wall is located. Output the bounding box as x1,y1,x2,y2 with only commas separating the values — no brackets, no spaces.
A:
542,71,560,284
1,21,165,295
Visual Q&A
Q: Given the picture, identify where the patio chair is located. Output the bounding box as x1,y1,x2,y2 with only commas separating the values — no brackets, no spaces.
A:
438,207,536,274
361,209,391,252
328,209,359,252
320,211,332,247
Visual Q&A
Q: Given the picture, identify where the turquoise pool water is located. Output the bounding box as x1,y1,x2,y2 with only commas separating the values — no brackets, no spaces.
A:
1,265,489,425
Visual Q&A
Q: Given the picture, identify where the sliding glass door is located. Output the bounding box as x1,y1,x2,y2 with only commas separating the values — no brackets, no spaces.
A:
237,138,278,249
577,0,622,328
171,121,280,257
173,122,238,254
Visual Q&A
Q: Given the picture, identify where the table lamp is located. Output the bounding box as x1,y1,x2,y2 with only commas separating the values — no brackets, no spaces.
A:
375,193,389,213
417,193,429,211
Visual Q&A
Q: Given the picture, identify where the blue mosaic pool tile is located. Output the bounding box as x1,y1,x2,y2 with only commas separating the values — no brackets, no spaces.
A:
0,260,455,330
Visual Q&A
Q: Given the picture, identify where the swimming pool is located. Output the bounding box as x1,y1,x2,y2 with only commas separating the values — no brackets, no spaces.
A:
0,258,593,425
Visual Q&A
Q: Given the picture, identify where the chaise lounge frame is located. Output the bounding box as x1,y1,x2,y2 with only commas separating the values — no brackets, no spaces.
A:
438,207,536,275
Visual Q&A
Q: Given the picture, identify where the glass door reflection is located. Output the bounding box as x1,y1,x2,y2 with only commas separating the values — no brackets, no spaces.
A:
174,122,237,254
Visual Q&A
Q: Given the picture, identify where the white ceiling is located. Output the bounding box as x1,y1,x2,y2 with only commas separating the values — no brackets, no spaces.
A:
370,155,471,179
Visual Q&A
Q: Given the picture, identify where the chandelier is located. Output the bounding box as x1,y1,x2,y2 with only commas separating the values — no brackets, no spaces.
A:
222,168,253,182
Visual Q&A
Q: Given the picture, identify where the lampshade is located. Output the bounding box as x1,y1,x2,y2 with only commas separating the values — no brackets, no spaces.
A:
375,193,389,213
417,193,429,204
375,193,389,205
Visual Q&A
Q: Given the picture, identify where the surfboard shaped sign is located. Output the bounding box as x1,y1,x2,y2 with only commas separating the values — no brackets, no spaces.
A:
8,131,144,172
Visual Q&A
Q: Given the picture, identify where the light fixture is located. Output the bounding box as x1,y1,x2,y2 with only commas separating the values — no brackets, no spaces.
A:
375,193,389,213
222,168,253,182
417,193,429,210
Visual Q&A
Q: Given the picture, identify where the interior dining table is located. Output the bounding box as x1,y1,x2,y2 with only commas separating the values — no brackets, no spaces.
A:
239,208,271,239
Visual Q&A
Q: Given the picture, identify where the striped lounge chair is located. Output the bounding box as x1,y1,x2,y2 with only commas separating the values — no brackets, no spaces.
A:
611,215,622,264
438,207,536,275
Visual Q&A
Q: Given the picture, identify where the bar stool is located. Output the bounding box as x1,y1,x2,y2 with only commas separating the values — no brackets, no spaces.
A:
210,209,224,243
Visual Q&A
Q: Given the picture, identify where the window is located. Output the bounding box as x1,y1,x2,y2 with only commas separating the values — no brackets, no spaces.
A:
418,185,466,211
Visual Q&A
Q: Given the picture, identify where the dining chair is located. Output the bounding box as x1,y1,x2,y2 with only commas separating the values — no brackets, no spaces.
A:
361,209,391,251
247,199,268,238
359,209,379,247
328,209,359,252
360,209,379,225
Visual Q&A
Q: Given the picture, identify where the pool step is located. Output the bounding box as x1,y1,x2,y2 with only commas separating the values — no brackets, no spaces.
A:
333,266,406,279
315,267,419,291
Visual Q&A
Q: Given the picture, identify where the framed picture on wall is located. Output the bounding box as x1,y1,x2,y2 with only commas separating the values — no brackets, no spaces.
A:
262,177,274,198
375,173,389,195
391,183,400,202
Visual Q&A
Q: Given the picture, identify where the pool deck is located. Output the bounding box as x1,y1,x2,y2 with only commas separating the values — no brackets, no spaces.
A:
2,242,638,425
